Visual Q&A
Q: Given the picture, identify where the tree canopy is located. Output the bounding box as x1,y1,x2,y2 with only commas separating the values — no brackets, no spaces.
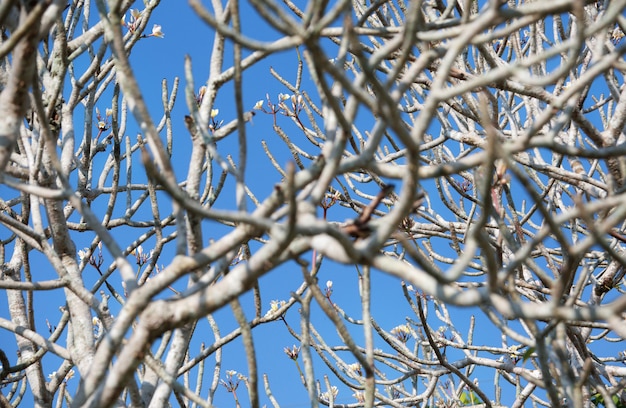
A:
1,0,626,407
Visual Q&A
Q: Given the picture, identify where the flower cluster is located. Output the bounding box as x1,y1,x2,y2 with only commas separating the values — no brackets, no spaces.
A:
320,386,339,402
95,107,112,131
121,9,164,38
131,245,153,266
121,9,142,33
508,344,522,358
347,362,362,377
78,242,104,268
220,370,246,392
353,391,365,402
253,92,305,118
265,299,287,317
284,93,304,113
390,323,411,343
321,188,341,211
284,345,300,360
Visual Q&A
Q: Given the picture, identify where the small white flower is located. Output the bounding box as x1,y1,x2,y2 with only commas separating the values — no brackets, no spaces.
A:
78,248,89,261
253,100,264,110
324,280,334,297
130,9,142,21
321,386,339,401
266,299,286,316
508,344,522,358
210,109,219,118
105,108,113,116
391,324,410,335
353,391,365,402
391,324,411,343
347,362,361,376
291,94,303,107
278,93,290,102
284,345,300,359
150,24,164,38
